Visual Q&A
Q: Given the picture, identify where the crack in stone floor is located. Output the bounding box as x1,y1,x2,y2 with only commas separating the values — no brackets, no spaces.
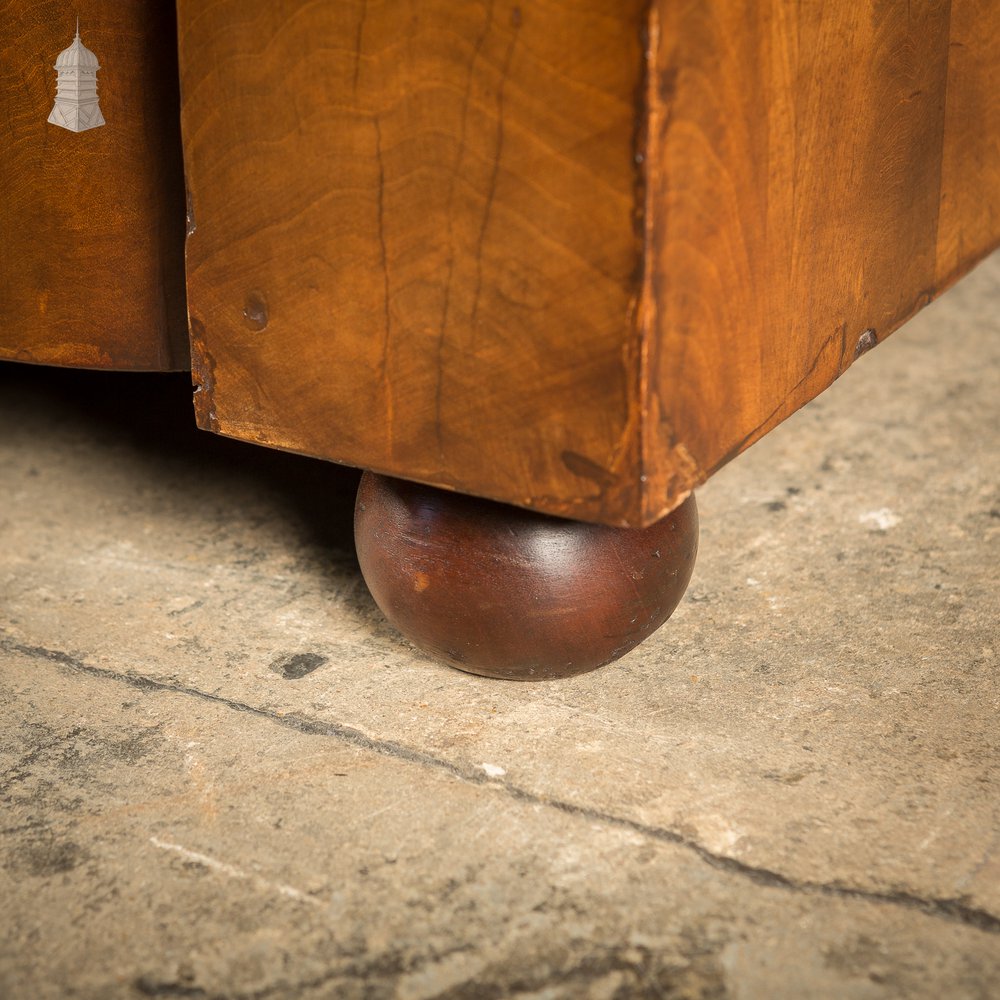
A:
5,634,998,938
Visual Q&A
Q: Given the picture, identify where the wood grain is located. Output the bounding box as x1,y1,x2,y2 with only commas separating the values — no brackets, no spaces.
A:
0,0,187,371
178,0,646,523
178,0,1000,525
641,0,1000,522
936,0,1000,279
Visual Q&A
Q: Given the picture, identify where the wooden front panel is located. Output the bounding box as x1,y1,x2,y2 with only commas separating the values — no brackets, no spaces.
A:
641,0,1000,523
0,0,188,371
178,0,645,524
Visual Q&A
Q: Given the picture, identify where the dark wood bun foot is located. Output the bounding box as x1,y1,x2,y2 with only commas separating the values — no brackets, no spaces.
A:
354,472,698,680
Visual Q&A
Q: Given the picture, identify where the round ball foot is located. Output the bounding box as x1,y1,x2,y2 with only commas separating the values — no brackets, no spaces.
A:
354,473,698,680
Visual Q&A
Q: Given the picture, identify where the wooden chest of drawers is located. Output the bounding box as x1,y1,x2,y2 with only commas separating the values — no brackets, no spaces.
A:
3,1,998,677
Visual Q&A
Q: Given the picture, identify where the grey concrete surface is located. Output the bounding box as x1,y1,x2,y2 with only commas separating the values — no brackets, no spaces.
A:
1,254,999,998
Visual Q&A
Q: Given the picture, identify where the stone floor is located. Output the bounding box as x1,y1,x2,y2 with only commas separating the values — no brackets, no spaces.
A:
1,254,999,999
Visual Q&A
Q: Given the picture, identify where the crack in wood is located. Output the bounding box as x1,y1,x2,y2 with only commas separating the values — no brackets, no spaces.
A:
434,0,495,462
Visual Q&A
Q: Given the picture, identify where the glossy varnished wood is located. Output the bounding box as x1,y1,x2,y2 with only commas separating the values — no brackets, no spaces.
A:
178,1,1000,525
355,472,698,680
0,0,187,371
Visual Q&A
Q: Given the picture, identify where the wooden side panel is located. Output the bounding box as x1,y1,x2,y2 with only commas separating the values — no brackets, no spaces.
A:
936,0,1000,278
641,0,1000,524
0,0,188,371
178,0,646,524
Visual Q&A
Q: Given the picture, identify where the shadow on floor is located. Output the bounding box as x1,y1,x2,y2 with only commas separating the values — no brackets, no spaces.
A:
0,361,363,564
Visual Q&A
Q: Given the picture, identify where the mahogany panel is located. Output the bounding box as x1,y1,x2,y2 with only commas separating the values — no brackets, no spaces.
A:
641,0,1000,522
179,0,646,524
0,0,187,371
935,0,1000,280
